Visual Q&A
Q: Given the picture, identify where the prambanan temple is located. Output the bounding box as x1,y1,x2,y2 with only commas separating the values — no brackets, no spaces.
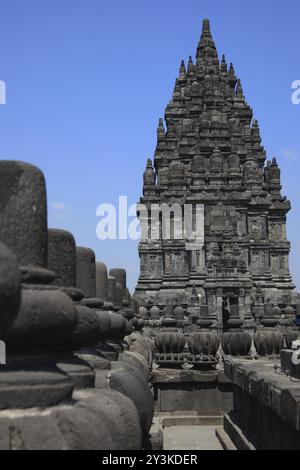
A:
135,19,296,333
0,19,300,451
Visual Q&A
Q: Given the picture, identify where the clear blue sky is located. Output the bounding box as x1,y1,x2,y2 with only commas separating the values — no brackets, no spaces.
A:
0,0,299,292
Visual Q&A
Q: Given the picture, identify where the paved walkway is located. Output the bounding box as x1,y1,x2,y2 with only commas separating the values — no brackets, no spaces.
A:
163,425,222,451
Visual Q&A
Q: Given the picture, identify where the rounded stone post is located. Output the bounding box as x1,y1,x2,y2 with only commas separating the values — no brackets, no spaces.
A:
76,247,96,298
116,282,123,308
48,229,76,287
0,242,22,332
109,269,127,304
0,161,48,269
96,262,108,301
108,276,117,305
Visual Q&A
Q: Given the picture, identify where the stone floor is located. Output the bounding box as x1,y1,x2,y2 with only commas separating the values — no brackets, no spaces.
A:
163,425,223,451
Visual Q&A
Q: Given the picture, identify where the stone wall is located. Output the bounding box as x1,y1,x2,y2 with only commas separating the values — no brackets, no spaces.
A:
220,357,300,449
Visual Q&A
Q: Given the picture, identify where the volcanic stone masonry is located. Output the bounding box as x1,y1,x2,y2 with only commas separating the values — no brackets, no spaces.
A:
134,19,298,334
0,160,158,450
0,18,299,451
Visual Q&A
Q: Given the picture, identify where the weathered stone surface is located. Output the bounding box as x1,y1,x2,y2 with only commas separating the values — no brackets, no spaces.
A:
125,332,154,367
70,305,101,348
108,311,127,339
152,369,233,414
0,388,142,450
134,19,296,335
223,357,300,449
0,365,74,409
76,247,96,298
108,368,154,442
0,159,146,451
0,161,48,268
48,229,76,287
3,289,78,351
110,268,126,303
120,351,150,378
0,242,21,331
254,330,284,356
96,262,108,301
281,349,300,380
188,332,220,357
55,355,95,390
108,276,117,305
116,282,123,307
221,331,252,356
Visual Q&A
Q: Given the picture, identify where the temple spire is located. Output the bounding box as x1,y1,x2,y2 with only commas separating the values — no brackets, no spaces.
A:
202,18,211,34
196,18,218,62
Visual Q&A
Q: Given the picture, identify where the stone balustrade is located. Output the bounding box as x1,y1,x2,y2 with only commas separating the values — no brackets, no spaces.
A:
0,160,156,450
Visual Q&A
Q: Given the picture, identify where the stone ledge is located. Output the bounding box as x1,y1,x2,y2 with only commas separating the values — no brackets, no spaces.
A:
222,413,257,450
215,426,237,451
224,357,300,431
152,368,231,384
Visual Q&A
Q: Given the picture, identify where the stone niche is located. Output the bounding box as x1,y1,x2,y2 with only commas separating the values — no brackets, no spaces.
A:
164,251,188,276
206,207,237,235
142,253,163,279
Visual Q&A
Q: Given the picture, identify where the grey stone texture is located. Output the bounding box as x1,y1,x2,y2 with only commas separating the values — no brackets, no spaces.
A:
152,369,233,415
134,19,296,335
96,262,108,301
222,357,300,449
0,161,48,269
0,159,151,450
0,242,21,331
48,229,76,287
76,247,97,298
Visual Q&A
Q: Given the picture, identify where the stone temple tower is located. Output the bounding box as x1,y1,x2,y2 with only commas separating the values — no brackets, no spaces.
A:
134,19,295,330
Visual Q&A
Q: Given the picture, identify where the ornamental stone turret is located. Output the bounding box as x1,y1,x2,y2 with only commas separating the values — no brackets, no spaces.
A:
134,19,296,335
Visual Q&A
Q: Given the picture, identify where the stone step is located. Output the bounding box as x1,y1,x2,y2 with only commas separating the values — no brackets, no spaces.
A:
160,415,223,428
215,427,237,451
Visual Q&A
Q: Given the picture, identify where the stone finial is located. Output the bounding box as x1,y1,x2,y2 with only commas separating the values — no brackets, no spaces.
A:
76,247,96,298
157,118,165,138
228,63,237,85
251,119,261,138
196,18,218,61
0,161,47,269
202,18,211,34
221,54,227,73
179,59,186,75
96,261,108,301
236,79,244,97
143,159,156,194
48,229,76,287
188,56,194,73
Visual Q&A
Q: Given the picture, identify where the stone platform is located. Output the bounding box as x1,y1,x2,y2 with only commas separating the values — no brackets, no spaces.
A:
164,425,223,451
152,369,233,414
219,357,300,450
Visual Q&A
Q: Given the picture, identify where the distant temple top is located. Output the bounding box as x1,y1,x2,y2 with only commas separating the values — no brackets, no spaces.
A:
135,19,296,333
